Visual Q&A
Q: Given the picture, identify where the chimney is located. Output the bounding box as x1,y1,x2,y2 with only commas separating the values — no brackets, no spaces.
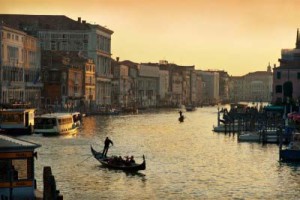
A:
82,20,86,24
78,17,81,23
116,57,119,62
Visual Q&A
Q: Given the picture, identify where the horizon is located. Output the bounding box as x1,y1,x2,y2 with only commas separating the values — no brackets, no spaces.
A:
1,0,300,76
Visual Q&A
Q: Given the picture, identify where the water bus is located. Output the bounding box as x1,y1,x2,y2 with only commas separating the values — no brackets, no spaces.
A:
0,108,35,135
34,113,78,136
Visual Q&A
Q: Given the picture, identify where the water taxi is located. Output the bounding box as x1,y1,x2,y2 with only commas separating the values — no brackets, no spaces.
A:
34,113,78,136
0,108,35,135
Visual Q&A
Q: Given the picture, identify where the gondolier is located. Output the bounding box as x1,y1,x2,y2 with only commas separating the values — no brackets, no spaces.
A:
102,137,114,157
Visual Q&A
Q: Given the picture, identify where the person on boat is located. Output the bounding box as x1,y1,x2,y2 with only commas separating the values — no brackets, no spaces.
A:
102,137,114,157
179,110,183,116
129,156,135,164
178,110,184,122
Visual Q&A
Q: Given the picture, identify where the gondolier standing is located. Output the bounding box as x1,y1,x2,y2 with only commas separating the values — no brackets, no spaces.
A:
102,137,113,157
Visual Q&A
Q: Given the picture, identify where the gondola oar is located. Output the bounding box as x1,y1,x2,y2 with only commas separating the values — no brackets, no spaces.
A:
76,155,93,166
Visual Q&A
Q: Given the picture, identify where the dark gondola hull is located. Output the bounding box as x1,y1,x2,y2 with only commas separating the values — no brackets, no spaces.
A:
90,146,146,171
280,149,300,162
178,116,184,122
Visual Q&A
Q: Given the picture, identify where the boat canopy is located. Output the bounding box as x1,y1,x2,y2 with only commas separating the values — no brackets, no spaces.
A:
263,106,284,112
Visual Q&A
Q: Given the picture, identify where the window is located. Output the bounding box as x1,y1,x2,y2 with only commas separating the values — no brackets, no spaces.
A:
276,85,282,93
297,72,300,79
12,159,31,180
277,72,281,79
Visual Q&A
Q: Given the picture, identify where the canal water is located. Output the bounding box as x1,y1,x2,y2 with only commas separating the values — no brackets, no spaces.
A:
20,106,300,199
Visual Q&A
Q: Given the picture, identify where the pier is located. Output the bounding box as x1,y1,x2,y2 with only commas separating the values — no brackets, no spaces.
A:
214,104,293,144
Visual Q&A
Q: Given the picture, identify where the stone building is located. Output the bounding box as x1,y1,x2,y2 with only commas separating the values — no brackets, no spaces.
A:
273,29,300,104
41,52,85,111
0,23,42,105
229,65,273,103
197,71,220,105
0,14,113,106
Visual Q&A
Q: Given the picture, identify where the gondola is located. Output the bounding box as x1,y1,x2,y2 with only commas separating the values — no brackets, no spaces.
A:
178,115,184,122
90,146,146,171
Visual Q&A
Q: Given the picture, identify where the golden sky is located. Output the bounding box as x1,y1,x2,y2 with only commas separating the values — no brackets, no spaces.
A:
1,0,300,75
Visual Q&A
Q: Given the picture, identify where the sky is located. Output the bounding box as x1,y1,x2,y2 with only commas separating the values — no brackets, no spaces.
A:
1,0,300,76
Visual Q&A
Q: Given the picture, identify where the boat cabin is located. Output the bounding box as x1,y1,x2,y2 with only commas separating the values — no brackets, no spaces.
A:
34,113,78,135
0,109,35,135
0,134,40,199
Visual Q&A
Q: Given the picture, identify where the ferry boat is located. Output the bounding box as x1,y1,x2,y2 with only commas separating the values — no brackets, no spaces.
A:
0,134,40,199
0,108,35,135
34,113,78,136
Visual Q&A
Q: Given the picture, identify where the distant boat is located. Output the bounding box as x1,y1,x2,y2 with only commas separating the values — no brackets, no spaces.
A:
185,105,196,112
91,107,120,115
34,113,78,136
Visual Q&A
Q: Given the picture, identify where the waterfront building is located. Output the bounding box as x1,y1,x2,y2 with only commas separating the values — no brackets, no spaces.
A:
228,65,272,103
111,59,130,108
195,71,204,105
158,61,195,106
0,15,113,106
83,58,96,111
41,51,84,112
137,63,160,108
273,29,300,104
218,71,230,103
190,70,198,105
203,70,230,104
0,23,42,106
243,66,273,103
181,66,196,105
197,71,220,105
158,69,170,107
228,76,244,103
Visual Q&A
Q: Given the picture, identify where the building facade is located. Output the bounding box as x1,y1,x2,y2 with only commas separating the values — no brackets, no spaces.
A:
273,30,300,104
0,24,42,105
0,15,113,106
198,71,220,105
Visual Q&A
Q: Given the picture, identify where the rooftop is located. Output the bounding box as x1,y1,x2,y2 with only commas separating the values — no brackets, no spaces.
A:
0,134,41,151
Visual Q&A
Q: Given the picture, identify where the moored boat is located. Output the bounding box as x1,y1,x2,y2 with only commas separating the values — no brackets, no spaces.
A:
90,146,146,171
280,133,300,162
0,108,35,135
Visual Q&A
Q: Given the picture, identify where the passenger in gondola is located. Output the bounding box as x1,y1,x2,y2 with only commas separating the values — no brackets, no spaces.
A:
129,156,135,164
102,137,114,157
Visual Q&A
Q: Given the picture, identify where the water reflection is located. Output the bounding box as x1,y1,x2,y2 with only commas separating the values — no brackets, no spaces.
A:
19,107,300,199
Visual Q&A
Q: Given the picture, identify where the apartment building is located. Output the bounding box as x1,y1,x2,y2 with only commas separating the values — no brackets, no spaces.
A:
0,24,42,105
0,15,113,106
273,29,300,104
